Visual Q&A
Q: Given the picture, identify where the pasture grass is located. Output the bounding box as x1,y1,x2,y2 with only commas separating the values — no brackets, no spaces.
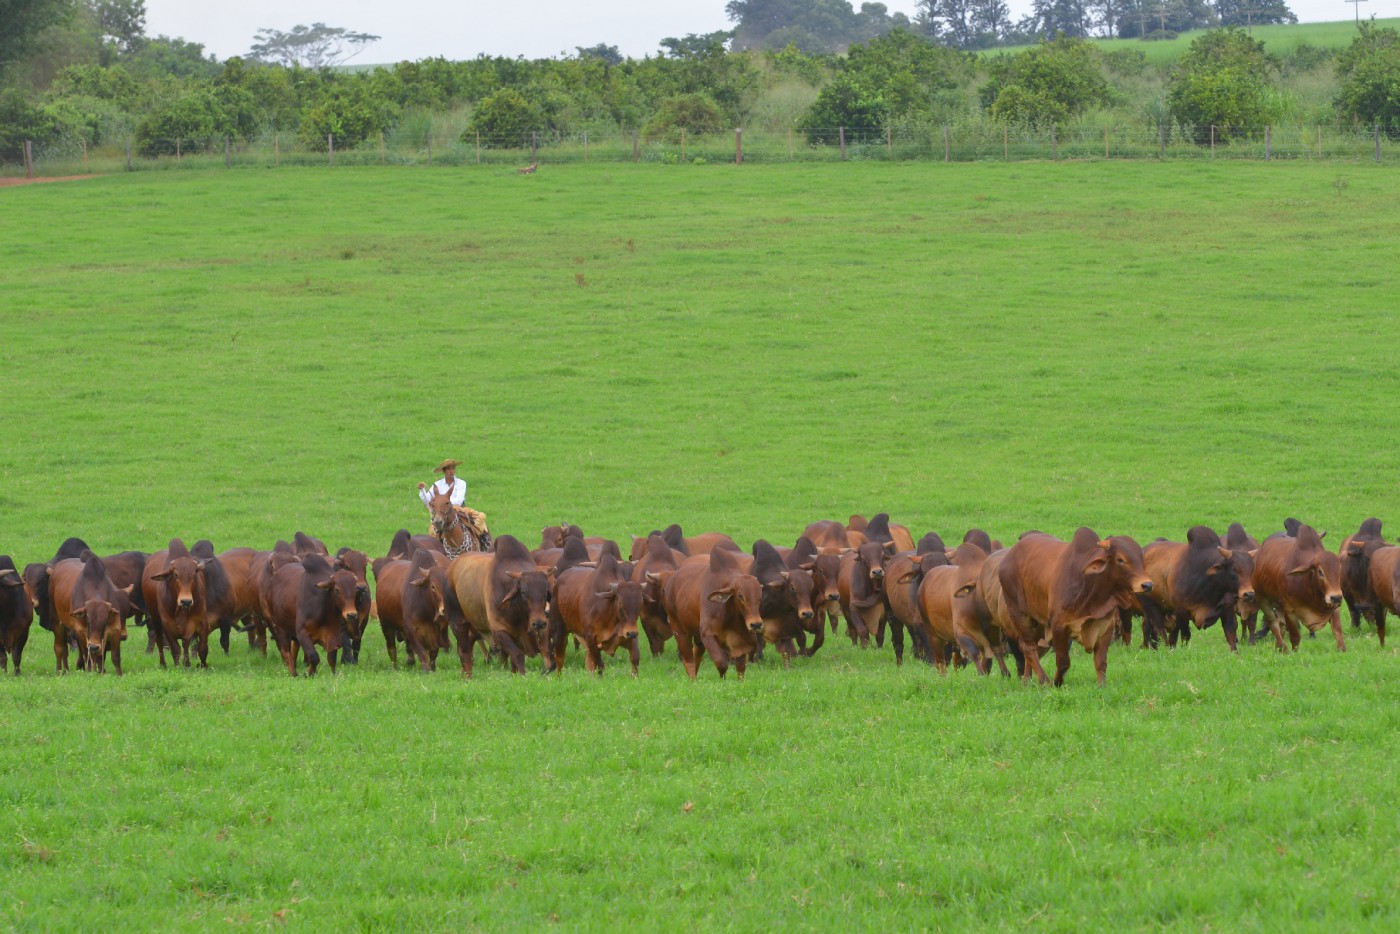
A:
2,161,1399,929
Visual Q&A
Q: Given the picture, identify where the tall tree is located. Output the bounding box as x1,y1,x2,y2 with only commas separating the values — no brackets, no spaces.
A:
1215,0,1295,29
91,0,146,53
0,0,75,79
247,23,380,69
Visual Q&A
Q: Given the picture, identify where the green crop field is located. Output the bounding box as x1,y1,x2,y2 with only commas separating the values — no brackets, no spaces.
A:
1,163,1397,930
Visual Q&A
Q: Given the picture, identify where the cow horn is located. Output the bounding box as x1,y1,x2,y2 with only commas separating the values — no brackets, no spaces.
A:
1097,539,1111,550
1218,547,1233,560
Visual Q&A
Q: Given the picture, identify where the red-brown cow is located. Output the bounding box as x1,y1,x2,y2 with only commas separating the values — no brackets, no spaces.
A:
916,542,990,673
1339,518,1385,634
999,529,1152,686
263,553,359,676
142,539,211,669
1252,524,1345,652
786,536,845,640
1224,523,1262,639
1138,527,1245,651
881,536,949,666
248,541,300,655
661,547,764,679
749,539,816,666
633,533,681,658
953,547,1014,676
836,539,898,648
447,535,552,676
1364,545,1399,647
0,556,34,675
549,551,643,675
333,547,374,664
49,554,131,674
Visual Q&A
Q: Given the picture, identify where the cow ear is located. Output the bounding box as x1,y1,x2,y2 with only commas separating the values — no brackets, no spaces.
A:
895,570,920,585
123,584,135,596
883,541,898,554
799,561,815,571
506,571,523,581
410,575,431,588
839,547,852,556
1205,564,1221,576
1287,564,1312,576
645,571,661,585
314,579,333,590
763,579,785,590
1097,539,1112,550
71,606,88,619
1218,547,1232,560
944,549,957,562
706,588,733,603
1083,557,1108,575
150,570,173,581
641,592,656,603
954,581,977,597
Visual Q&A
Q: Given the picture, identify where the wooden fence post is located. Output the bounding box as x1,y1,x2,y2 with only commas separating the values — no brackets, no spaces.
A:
944,125,950,163
275,133,280,167
1264,125,1271,160
379,131,385,164
1104,126,1109,159
328,134,334,165
839,127,846,161
1377,123,1383,162
1316,126,1322,158
735,128,742,164
787,127,793,160
126,137,132,171
632,129,639,162
1003,125,1008,160
475,130,481,164
680,127,685,160
583,130,588,162
82,138,88,172
1210,125,1215,158
886,125,892,158
225,136,231,168
23,140,33,178
1051,123,1057,160
427,132,433,166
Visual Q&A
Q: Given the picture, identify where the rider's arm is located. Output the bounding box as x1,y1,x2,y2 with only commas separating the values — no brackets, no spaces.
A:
451,478,466,507
418,481,435,508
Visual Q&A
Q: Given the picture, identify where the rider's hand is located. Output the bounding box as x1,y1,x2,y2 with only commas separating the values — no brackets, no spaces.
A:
417,482,426,490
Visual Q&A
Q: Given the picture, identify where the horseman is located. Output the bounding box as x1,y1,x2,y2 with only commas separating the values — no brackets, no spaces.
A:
418,459,492,555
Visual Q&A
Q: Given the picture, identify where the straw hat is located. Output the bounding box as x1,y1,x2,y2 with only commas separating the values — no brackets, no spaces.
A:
434,459,462,473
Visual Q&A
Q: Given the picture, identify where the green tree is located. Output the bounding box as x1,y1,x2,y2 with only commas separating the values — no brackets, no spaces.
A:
980,35,1110,125
1335,21,1400,135
575,44,623,65
465,87,542,147
0,0,75,82
298,80,396,150
642,92,726,141
249,23,380,69
1166,27,1276,142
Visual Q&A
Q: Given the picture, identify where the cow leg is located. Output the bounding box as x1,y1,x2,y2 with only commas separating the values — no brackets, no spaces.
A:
53,628,68,674
403,624,431,673
1051,628,1072,687
956,634,987,675
627,635,640,677
1092,629,1111,685
699,632,729,678
584,643,601,674
218,620,231,655
1221,608,1239,652
295,626,321,676
1006,640,1027,679
1117,608,1132,646
1344,596,1361,631
930,639,948,675
874,614,886,649
1285,615,1301,652
1019,639,1049,684
1376,606,1387,647
805,623,825,658
494,632,527,674
110,641,122,677
675,634,699,679
889,617,905,666
197,630,210,669
733,649,747,681
383,627,400,666
1328,611,1346,652
455,628,476,677
993,643,1012,678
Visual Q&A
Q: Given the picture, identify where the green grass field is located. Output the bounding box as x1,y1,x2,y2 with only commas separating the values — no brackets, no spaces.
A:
1,163,1398,930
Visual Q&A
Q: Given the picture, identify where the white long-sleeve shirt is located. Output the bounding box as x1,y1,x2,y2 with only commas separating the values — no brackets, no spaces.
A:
419,476,466,508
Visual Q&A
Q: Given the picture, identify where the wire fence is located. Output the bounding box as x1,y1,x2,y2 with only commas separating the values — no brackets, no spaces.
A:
4,124,1394,178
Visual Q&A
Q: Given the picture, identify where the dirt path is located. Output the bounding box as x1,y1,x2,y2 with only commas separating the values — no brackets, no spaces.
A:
0,174,100,188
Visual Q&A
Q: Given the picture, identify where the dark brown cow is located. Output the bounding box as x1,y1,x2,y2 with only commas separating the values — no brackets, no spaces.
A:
661,548,763,679
1364,546,1399,647
962,529,1002,553
533,536,617,571
248,541,300,655
916,543,990,673
749,540,816,666
207,546,261,653
49,554,130,674
0,556,33,675
191,540,240,655
836,539,898,648
633,533,681,658
447,535,552,676
1224,523,1262,639
1252,524,1345,653
999,529,1152,686
540,524,610,551
386,528,445,561
1138,527,1244,651
1339,518,1385,633
99,551,149,630
370,557,413,666
23,538,92,635
142,539,211,669
398,550,455,671
263,553,358,676
549,551,643,675
862,513,916,554
787,536,845,640
881,539,948,666
332,548,374,664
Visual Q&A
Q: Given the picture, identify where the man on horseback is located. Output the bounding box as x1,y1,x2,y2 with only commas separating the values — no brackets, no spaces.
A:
418,459,493,555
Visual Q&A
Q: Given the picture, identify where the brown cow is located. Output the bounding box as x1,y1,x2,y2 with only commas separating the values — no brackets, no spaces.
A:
1138,527,1244,651
1364,546,1399,647
398,550,455,671
998,529,1152,686
953,547,1014,676
99,551,149,631
293,531,330,557
862,513,916,554
802,521,850,553
447,535,552,676
916,542,990,673
0,556,34,675
49,554,131,674
1224,523,1262,640
549,551,643,675
1252,524,1345,653
881,540,947,666
248,541,300,655
661,547,764,679
263,553,359,676
203,546,261,653
1339,518,1385,633
749,540,816,666
837,539,898,648
142,539,211,669
191,540,241,655
370,557,413,666
787,536,845,640
332,548,374,664
633,533,681,658
386,528,445,561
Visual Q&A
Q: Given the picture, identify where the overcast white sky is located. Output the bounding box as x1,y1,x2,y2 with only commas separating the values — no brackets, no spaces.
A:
143,1,1394,63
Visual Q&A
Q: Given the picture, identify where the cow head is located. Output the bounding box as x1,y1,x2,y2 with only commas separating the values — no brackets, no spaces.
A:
1232,549,1258,617
1105,536,1152,595
771,567,815,622
314,568,361,642
708,573,765,633
501,569,553,635
1288,553,1344,608
151,554,206,612
853,540,893,594
409,567,449,634
595,578,644,646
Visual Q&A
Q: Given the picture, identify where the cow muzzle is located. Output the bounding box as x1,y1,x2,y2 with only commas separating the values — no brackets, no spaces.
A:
1138,581,1152,593
1327,594,1343,606
799,609,814,620
870,568,884,580
178,598,193,609
344,611,360,623
749,620,764,633
532,619,548,632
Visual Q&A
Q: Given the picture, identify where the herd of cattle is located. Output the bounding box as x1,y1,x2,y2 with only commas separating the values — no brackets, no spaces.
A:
0,512,1391,685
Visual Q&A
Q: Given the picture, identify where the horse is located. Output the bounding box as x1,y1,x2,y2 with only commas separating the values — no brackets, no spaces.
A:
427,486,492,558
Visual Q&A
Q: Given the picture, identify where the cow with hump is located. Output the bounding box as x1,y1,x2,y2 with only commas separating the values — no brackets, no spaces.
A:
49,552,132,674
374,549,455,672
1338,518,1385,634
142,539,211,669
548,550,643,675
748,540,816,667
1137,526,1247,651
633,532,682,658
0,556,34,674
262,553,359,676
661,546,764,679
1252,522,1345,652
448,534,552,676
998,528,1151,686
